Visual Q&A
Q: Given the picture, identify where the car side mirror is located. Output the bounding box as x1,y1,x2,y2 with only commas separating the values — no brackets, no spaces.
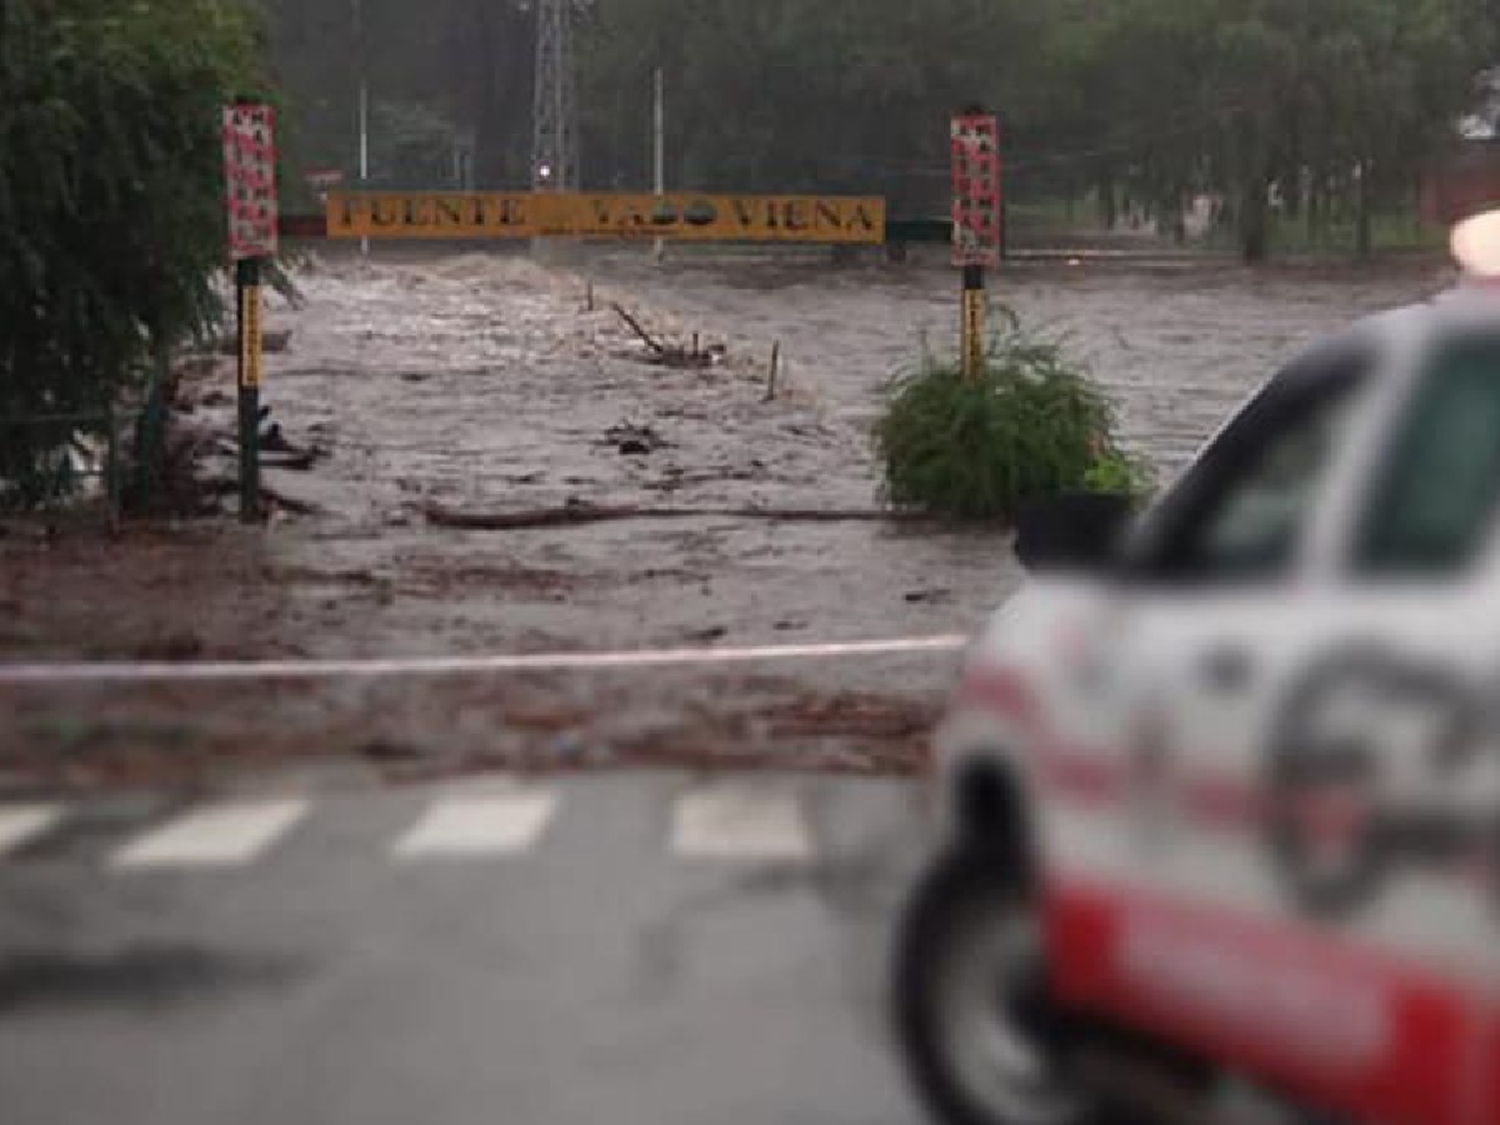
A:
1013,492,1136,574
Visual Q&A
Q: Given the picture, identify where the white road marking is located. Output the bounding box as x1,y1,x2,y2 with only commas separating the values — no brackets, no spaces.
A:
0,635,966,686
113,800,309,869
394,791,559,859
671,786,812,860
0,805,63,858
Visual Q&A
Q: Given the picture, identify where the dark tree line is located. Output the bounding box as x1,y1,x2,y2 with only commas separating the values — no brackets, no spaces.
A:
175,0,1500,261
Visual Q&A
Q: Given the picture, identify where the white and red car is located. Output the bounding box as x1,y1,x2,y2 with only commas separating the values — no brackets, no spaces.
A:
894,218,1500,1125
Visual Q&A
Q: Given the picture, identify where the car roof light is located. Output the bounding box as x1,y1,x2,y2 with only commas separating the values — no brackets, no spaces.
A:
1451,209,1500,284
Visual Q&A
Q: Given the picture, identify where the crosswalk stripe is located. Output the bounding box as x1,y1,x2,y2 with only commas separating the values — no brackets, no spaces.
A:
671,786,812,860
393,791,558,859
0,805,63,858
112,799,309,869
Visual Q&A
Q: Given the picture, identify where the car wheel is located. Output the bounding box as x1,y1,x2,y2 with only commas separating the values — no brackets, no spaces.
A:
892,847,1130,1125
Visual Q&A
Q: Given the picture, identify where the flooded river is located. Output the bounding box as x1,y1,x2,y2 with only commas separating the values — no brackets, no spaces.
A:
0,249,1456,785
590,248,1449,478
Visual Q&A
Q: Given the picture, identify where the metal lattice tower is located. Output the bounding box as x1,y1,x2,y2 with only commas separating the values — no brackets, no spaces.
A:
531,0,578,191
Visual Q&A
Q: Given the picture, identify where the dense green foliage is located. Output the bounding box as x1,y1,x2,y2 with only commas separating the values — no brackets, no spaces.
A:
261,0,1497,260
876,328,1151,522
578,0,1494,260
0,0,263,504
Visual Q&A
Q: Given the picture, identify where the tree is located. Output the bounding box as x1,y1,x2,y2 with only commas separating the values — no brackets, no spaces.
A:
1066,0,1490,260
0,0,265,506
254,0,1496,260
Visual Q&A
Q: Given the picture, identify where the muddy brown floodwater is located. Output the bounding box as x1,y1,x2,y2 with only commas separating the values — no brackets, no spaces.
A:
0,248,1450,793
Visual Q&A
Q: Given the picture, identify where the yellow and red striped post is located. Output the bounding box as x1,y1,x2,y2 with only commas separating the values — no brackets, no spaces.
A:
223,102,279,523
952,109,1002,379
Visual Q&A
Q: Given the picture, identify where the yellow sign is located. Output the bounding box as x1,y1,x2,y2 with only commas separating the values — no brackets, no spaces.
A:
241,283,263,389
327,192,535,239
961,288,985,378
537,194,886,243
326,192,886,244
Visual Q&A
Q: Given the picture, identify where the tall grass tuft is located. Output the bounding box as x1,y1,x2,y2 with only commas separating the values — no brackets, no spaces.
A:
875,323,1152,522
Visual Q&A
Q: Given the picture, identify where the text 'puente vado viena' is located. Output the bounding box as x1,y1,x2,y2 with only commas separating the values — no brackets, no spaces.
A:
323,191,888,244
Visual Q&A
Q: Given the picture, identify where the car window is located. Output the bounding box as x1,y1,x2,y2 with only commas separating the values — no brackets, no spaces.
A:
1352,335,1500,578
1130,343,1371,585
1190,396,1358,577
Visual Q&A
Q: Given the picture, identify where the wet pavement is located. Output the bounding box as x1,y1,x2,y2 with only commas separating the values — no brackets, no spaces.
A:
0,772,931,1125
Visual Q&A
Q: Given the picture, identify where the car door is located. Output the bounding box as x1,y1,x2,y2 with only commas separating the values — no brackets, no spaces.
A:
1065,326,1500,1125
1276,326,1500,925
1114,337,1381,876
1310,327,1500,1125
1042,337,1405,1099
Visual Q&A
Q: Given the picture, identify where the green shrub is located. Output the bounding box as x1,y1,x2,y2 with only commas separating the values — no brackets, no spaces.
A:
1083,445,1156,496
0,0,265,508
875,325,1153,522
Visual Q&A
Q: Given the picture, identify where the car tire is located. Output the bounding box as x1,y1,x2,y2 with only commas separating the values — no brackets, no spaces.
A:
891,847,1134,1125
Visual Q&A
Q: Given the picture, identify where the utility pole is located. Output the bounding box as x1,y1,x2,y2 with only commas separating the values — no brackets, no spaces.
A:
653,66,665,262
353,0,370,257
532,0,578,192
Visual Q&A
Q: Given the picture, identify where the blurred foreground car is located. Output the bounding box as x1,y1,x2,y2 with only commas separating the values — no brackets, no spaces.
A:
894,215,1500,1125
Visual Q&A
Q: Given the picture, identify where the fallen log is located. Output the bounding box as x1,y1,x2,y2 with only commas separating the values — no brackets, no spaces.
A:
214,328,294,356
610,303,719,369
423,501,929,531
261,486,323,517
201,478,324,516
611,303,666,355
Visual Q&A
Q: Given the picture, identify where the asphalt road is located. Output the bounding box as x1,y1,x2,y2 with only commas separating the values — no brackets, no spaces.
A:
0,773,934,1125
